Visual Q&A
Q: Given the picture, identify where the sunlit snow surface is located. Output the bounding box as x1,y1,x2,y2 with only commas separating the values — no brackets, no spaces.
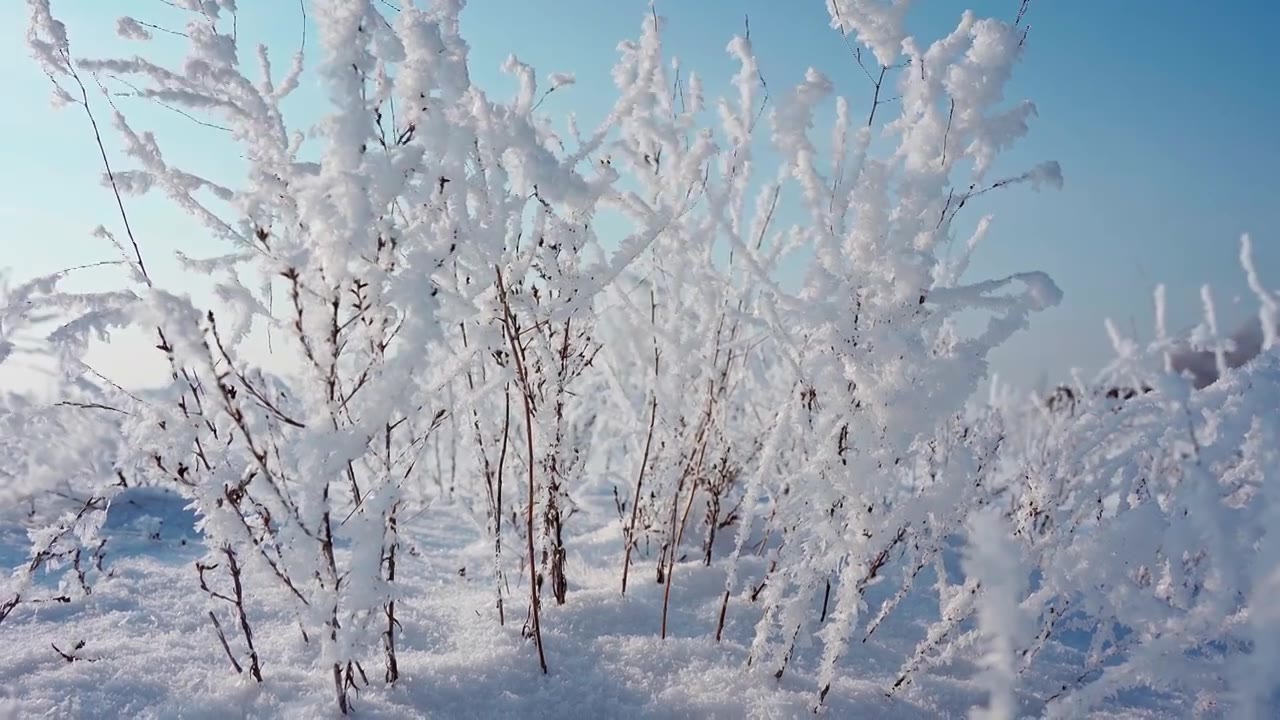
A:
0,487,1186,719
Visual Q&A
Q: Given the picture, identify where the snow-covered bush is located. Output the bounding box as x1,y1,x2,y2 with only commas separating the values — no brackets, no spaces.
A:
983,244,1280,717
4,0,1277,717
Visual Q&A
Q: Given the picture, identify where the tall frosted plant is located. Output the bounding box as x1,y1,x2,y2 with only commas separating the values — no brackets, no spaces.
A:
713,3,1064,708
20,0,674,710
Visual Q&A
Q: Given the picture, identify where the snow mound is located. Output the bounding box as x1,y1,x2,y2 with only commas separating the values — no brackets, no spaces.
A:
102,486,202,548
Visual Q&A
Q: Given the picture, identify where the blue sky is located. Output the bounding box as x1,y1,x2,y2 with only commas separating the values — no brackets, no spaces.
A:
1,1,1277,391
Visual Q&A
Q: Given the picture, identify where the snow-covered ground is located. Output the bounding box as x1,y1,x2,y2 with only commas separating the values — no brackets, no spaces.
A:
0,487,1187,719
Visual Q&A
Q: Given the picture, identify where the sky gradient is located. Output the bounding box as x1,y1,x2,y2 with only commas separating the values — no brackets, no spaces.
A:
1,0,1277,392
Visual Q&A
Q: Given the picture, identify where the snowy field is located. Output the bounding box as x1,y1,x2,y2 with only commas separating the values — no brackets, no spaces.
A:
3,0,1279,718
0,486,1189,719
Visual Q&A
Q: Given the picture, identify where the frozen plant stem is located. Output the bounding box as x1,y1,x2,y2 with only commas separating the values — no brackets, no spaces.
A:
383,500,401,684
195,548,262,683
622,291,660,596
496,267,547,674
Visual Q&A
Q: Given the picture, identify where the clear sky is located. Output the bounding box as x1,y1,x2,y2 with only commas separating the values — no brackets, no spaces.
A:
1,0,1278,392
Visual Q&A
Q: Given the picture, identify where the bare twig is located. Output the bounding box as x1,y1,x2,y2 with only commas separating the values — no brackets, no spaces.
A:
208,611,244,675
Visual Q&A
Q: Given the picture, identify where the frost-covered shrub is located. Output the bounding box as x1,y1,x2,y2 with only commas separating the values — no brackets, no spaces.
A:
705,6,1064,706
980,249,1280,717
24,0,651,707
0,269,134,519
